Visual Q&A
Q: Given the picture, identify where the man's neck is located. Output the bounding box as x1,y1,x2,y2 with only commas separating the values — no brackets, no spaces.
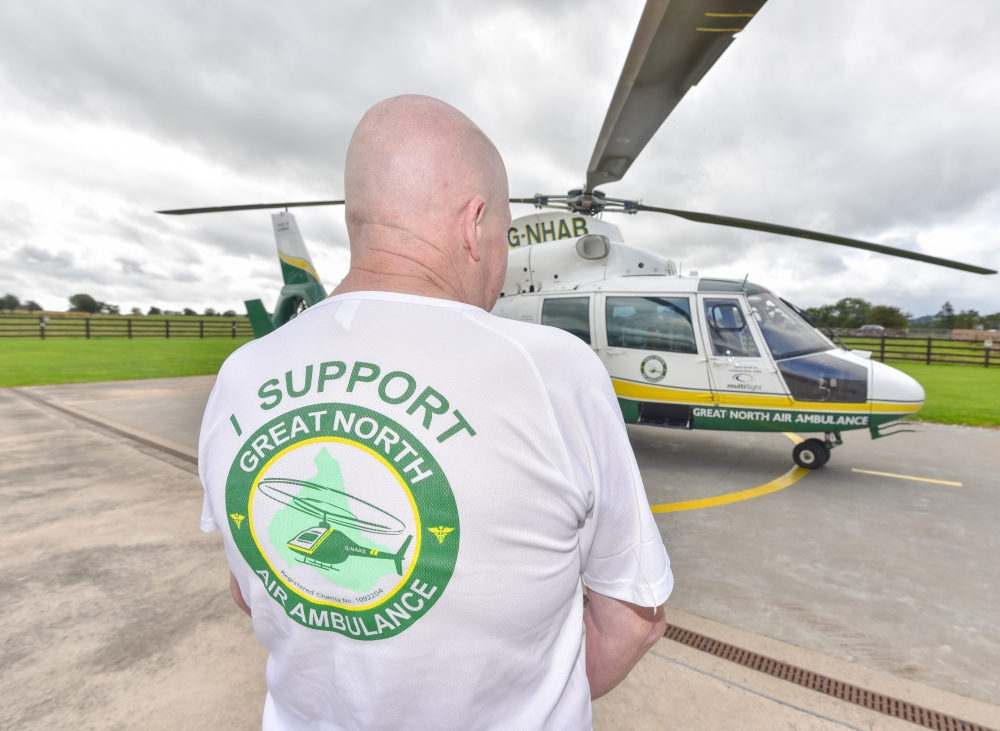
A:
330,266,467,305
332,226,486,308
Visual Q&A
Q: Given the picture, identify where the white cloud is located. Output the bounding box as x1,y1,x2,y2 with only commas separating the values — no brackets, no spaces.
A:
0,0,996,316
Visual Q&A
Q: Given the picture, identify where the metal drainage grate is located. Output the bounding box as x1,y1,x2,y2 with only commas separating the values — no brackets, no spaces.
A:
663,623,995,731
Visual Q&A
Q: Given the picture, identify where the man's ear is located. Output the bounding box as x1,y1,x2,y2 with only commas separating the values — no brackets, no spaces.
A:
462,196,487,263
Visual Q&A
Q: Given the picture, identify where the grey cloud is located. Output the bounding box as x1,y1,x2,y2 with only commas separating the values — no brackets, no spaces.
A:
20,245,75,269
117,258,144,274
3,245,117,308
172,270,199,283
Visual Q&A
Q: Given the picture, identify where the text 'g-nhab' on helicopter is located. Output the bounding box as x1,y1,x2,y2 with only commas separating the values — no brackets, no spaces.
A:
157,0,995,470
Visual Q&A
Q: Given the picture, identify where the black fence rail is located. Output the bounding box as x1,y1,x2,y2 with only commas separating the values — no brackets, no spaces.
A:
841,336,999,368
0,314,253,339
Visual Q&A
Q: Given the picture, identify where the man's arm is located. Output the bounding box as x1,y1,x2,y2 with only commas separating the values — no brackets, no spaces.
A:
584,589,666,699
231,572,252,617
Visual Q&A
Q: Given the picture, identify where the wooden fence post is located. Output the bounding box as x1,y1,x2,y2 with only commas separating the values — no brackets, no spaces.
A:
199,320,204,339
127,319,132,339
165,320,170,339
85,318,90,340
231,322,236,339
880,337,886,362
926,338,932,365
39,320,45,340
987,348,991,369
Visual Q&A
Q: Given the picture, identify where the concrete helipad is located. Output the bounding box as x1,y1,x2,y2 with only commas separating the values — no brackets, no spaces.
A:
0,384,265,731
632,422,1000,704
3,376,999,730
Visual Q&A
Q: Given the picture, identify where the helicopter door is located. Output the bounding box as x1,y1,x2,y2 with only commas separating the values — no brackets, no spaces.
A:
493,292,541,324
540,295,594,349
598,294,713,427
698,296,791,405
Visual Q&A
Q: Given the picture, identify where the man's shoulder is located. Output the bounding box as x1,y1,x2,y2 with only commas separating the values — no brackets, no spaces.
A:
216,333,273,377
218,298,342,371
213,323,303,395
471,312,607,382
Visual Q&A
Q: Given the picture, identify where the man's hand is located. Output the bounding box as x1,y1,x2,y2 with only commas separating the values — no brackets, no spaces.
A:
584,590,666,699
230,572,252,617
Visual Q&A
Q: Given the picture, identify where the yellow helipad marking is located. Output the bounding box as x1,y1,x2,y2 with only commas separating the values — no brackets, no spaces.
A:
650,433,809,513
851,468,962,487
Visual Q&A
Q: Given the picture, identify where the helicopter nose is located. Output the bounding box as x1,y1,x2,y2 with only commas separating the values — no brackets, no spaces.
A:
870,360,925,416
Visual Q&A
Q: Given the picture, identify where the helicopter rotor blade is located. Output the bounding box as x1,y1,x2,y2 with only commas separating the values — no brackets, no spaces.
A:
636,204,997,274
586,0,766,192
257,481,330,522
257,478,407,535
157,200,345,215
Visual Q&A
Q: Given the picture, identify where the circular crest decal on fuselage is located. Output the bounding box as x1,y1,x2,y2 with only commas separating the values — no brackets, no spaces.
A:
640,355,667,382
225,403,459,640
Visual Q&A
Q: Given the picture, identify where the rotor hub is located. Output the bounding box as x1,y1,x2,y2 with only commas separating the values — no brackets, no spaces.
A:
519,189,639,216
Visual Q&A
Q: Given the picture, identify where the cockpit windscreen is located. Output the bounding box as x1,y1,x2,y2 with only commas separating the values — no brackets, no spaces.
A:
746,291,832,360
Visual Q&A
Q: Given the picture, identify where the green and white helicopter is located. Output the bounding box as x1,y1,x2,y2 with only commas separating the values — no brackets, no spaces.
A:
159,0,995,469
257,476,413,575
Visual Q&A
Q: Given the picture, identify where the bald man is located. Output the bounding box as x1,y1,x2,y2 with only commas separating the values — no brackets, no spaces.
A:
198,95,672,731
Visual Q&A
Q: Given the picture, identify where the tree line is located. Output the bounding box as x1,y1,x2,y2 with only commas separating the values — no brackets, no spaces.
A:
805,298,1000,330
3,290,994,330
0,294,42,312
0,292,237,317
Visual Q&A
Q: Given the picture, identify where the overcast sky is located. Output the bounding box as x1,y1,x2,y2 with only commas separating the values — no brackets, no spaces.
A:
0,0,997,317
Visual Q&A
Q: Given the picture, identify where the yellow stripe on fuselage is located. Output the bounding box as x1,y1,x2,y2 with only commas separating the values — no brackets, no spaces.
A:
278,252,322,283
611,379,922,415
613,380,717,405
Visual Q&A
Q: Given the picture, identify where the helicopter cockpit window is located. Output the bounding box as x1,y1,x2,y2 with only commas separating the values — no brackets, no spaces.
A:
746,291,832,360
704,298,761,357
541,297,591,344
288,528,327,550
606,296,697,354
778,352,868,403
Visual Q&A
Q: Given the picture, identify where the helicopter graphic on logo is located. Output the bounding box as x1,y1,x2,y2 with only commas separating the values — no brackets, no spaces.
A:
257,477,413,576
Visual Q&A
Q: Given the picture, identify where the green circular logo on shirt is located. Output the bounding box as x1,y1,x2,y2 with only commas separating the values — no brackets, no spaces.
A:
225,403,459,639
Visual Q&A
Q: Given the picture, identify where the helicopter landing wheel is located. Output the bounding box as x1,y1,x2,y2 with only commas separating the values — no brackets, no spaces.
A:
793,439,829,469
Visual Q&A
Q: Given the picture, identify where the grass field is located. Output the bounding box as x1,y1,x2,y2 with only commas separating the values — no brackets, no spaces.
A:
1,339,996,426
0,338,252,387
890,361,1000,427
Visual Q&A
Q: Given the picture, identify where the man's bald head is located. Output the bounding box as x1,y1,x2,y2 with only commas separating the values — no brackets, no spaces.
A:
345,95,506,238
336,95,511,309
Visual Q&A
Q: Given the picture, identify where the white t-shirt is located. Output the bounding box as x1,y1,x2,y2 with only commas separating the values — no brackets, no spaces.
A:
199,291,672,731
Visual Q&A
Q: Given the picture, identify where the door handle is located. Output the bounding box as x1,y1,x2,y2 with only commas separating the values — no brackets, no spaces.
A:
603,348,626,357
